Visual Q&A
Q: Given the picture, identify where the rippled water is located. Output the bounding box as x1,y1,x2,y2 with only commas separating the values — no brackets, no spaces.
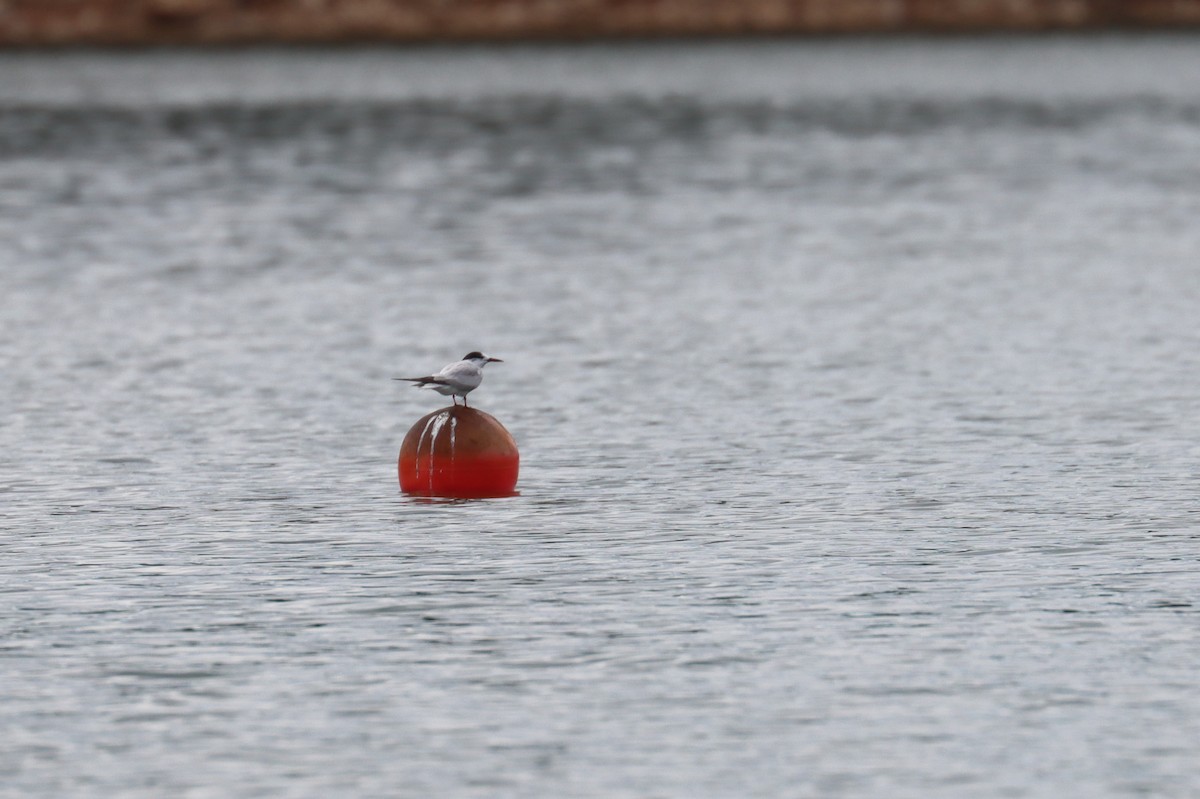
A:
3,37,1200,798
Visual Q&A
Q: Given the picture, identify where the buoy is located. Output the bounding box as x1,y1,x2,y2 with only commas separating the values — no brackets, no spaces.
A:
398,406,519,498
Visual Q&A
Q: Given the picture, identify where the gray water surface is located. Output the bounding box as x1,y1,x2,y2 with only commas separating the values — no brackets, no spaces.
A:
2,38,1200,798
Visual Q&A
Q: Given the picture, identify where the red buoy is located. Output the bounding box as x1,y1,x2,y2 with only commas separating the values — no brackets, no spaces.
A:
398,406,519,498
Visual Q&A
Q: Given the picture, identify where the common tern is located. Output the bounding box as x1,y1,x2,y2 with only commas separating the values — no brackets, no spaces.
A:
395,351,503,407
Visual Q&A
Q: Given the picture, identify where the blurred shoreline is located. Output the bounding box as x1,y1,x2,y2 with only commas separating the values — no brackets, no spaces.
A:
4,36,1199,109
2,0,1200,47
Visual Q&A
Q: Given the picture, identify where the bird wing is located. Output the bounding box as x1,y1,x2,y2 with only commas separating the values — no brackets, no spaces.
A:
395,360,480,388
437,361,482,389
395,375,449,384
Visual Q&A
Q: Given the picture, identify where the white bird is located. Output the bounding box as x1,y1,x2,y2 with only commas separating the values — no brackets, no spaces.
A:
395,351,503,407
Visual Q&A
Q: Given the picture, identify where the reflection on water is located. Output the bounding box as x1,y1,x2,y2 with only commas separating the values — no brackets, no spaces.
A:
2,37,1200,798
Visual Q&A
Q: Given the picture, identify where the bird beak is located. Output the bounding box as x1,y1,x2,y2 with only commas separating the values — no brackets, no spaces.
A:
487,357,503,363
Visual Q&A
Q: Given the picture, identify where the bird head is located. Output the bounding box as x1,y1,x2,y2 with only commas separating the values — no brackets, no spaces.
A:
463,351,503,366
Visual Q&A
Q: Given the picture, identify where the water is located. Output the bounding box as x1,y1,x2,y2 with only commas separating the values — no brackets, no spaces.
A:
2,37,1199,798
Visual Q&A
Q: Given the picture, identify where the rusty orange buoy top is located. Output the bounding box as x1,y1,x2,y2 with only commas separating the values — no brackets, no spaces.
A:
398,406,519,498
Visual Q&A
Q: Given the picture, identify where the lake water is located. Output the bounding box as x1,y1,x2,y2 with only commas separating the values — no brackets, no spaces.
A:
2,36,1199,798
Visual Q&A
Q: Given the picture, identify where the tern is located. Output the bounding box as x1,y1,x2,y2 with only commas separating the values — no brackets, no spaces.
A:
395,351,503,407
